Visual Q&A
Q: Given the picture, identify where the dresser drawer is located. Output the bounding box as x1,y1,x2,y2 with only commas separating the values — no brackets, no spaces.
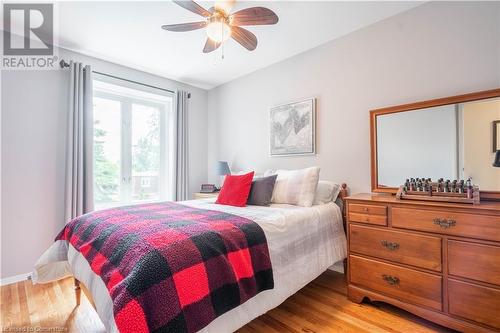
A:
349,255,442,310
449,279,500,329
448,240,500,286
350,225,442,271
349,213,387,226
392,207,500,242
348,203,388,226
349,203,387,216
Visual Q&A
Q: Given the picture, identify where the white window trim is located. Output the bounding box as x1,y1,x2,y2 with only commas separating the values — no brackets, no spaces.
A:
93,77,175,208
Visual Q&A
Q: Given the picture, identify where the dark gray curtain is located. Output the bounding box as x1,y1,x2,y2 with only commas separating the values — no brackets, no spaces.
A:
176,91,189,201
65,62,94,222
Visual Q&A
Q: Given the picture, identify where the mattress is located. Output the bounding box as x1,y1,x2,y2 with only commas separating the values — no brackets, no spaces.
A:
33,199,347,333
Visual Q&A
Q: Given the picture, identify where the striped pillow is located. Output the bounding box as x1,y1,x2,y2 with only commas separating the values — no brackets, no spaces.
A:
270,167,320,207
313,181,341,205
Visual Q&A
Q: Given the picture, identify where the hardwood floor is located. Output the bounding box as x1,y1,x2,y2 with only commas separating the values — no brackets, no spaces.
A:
1,271,455,332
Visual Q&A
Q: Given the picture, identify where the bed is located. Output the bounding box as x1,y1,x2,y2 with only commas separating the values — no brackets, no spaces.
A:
33,187,348,333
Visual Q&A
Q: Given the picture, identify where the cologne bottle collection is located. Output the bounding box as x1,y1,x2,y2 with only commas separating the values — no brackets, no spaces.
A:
397,177,479,204
403,177,474,198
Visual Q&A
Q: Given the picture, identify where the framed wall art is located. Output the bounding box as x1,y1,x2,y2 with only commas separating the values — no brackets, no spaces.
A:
269,98,316,156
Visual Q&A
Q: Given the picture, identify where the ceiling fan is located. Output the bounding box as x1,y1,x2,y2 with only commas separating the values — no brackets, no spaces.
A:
161,0,279,53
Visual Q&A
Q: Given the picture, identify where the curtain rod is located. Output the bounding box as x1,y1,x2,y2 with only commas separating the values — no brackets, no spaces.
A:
59,59,190,98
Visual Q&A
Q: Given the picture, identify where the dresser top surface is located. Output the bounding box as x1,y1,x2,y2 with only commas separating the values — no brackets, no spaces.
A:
346,193,500,212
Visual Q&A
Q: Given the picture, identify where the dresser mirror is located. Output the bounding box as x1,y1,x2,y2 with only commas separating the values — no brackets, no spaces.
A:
371,89,500,200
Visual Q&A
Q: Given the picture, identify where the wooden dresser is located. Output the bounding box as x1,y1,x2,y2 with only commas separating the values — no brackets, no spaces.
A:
346,193,500,333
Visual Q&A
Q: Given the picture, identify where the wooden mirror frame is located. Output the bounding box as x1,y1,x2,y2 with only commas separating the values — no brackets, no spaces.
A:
370,88,500,201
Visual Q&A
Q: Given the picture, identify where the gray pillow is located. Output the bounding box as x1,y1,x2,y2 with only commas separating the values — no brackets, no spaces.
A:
247,174,278,206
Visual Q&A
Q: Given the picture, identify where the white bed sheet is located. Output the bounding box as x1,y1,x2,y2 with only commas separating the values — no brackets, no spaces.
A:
33,199,347,333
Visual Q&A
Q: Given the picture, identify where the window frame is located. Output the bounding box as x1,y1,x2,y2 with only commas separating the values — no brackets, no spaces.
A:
93,78,175,209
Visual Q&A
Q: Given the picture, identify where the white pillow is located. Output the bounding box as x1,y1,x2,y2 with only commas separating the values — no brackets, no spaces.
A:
313,181,341,205
270,167,320,207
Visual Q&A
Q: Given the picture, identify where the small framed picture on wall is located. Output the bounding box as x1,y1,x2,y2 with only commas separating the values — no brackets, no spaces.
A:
269,98,316,156
494,120,500,152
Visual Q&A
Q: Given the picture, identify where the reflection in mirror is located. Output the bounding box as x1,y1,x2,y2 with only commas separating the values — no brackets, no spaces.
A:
459,98,500,191
377,97,500,191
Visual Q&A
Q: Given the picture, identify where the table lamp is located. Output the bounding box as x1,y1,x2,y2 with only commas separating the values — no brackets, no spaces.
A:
216,161,231,189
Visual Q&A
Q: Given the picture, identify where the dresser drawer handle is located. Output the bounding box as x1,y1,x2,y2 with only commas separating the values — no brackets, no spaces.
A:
381,240,400,250
382,274,400,286
433,218,456,229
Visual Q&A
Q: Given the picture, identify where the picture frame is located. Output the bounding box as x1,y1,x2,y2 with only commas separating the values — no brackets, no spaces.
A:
269,98,316,156
494,120,500,153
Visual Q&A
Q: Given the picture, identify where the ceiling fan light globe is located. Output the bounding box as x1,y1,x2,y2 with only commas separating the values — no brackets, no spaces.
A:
206,22,231,43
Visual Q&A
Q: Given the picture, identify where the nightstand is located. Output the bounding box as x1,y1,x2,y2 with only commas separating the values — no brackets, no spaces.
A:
193,192,219,200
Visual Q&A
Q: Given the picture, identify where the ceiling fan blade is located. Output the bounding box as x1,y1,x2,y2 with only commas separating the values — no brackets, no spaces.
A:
161,21,207,32
173,0,211,17
214,0,235,14
203,38,221,53
231,7,278,26
231,26,257,51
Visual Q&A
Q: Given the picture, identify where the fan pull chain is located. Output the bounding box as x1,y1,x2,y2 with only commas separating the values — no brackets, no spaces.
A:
221,22,225,60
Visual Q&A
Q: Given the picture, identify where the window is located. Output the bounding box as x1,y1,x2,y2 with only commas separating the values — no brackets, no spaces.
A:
93,77,174,209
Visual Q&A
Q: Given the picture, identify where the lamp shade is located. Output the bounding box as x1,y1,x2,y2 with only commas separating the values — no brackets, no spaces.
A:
494,150,500,167
216,161,231,176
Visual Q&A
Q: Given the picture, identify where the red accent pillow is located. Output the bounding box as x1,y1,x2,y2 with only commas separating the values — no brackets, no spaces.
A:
216,172,255,207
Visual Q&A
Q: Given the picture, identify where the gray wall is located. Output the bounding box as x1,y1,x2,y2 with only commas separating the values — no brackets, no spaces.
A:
207,1,500,193
1,48,208,278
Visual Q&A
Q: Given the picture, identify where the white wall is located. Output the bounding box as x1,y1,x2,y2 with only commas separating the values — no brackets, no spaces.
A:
1,69,69,281
1,47,208,279
207,1,500,193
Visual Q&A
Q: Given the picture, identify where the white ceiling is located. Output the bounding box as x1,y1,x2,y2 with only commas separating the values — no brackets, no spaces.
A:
50,1,421,89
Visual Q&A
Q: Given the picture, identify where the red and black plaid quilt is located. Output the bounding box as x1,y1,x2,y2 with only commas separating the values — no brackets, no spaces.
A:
56,202,273,333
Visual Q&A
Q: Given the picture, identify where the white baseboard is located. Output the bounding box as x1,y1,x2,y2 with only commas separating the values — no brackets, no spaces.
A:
0,272,31,286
